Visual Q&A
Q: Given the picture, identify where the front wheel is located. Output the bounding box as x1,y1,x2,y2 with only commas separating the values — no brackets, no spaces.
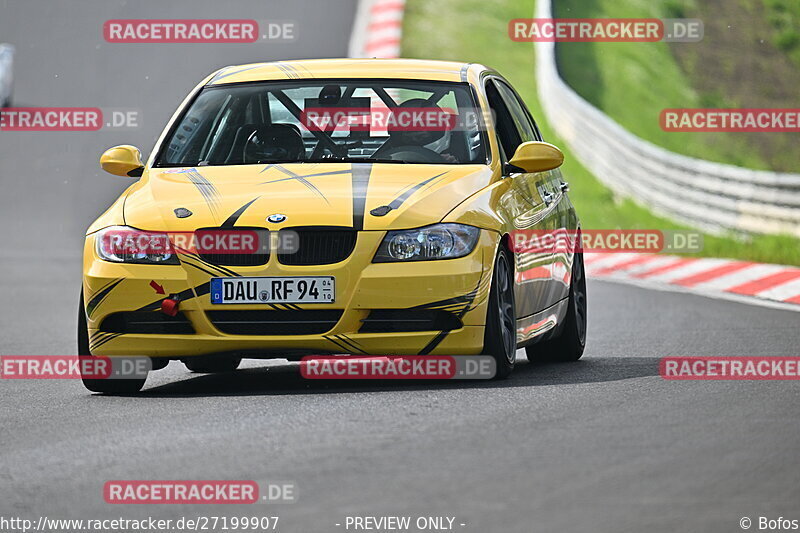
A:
78,290,147,394
525,252,587,363
483,247,517,379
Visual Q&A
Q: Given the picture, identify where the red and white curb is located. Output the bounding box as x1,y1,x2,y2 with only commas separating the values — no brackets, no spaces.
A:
585,253,800,311
349,0,405,58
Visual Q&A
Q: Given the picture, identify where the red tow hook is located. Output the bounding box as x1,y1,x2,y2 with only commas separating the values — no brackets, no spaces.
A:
161,295,181,317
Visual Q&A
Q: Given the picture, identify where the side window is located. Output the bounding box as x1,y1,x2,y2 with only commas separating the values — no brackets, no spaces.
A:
494,80,540,143
484,79,521,161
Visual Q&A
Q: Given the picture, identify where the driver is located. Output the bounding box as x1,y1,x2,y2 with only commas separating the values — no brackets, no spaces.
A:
373,98,458,163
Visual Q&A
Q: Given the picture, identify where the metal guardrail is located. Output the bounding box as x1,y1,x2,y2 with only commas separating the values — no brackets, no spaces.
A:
535,0,800,237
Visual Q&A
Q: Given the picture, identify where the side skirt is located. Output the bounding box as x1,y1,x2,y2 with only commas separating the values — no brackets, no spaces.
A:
515,297,569,348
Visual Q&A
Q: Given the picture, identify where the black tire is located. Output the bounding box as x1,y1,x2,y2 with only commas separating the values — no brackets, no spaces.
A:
78,290,147,394
525,252,587,363
150,358,170,371
183,356,241,373
483,246,516,379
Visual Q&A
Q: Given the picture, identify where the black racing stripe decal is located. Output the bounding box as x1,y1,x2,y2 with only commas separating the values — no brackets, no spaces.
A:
417,256,486,355
370,171,449,217
134,282,211,312
181,253,241,278
179,255,230,277
210,64,264,83
185,169,222,219
350,163,373,231
418,331,450,356
90,333,123,352
180,257,226,279
89,332,111,349
292,62,314,77
410,292,476,311
287,63,303,78
336,334,367,355
324,335,353,354
283,62,306,79
86,279,123,319
90,334,116,351
389,172,448,207
94,334,123,351
84,279,118,313
260,169,352,184
274,63,293,79
274,62,300,79
261,164,330,204
193,282,211,298
135,302,162,312
222,197,260,228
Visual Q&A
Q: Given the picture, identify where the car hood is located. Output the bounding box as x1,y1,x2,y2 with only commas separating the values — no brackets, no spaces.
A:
122,163,493,231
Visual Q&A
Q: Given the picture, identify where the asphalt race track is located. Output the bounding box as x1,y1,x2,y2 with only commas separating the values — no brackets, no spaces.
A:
1,2,799,532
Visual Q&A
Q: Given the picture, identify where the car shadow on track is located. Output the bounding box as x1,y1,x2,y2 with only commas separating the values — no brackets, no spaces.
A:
129,356,662,398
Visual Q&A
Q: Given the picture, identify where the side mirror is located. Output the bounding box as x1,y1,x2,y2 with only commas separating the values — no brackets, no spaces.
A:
508,141,564,173
100,145,144,177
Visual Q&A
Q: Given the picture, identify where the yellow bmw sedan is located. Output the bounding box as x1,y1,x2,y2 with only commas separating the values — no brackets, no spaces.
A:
79,58,586,393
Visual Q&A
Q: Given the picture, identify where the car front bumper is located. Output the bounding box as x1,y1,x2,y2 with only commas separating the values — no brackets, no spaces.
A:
82,230,497,357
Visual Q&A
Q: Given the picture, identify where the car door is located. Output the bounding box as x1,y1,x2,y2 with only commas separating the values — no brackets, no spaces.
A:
484,78,557,320
494,79,573,306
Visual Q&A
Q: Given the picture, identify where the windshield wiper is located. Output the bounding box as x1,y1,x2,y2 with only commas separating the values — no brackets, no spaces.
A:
364,158,413,164
301,156,412,164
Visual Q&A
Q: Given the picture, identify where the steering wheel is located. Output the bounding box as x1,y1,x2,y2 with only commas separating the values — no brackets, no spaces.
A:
374,145,447,163
242,129,292,164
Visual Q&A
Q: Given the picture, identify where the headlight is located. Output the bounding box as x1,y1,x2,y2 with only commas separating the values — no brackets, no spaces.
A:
95,226,179,265
373,224,480,262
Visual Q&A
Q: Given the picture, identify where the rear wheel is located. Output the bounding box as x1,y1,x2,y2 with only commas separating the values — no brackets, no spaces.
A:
526,252,587,363
183,356,241,373
78,290,147,394
483,247,516,379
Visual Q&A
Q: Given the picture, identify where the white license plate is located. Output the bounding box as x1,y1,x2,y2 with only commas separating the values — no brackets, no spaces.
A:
210,277,334,304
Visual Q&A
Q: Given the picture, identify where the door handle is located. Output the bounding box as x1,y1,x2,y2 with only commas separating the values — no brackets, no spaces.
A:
560,181,569,192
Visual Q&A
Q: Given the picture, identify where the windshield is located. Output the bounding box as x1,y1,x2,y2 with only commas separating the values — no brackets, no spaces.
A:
155,79,487,167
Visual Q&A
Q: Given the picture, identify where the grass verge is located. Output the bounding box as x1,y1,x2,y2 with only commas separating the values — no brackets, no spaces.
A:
554,0,800,173
401,0,800,265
